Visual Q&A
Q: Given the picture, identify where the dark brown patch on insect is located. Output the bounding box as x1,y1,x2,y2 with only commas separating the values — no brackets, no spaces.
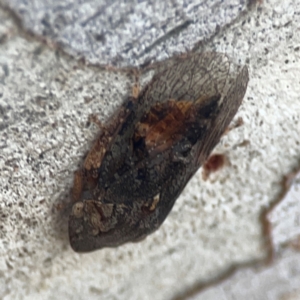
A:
202,154,227,180
68,52,249,252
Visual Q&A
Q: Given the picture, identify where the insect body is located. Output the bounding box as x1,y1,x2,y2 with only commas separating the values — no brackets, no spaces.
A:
69,53,249,252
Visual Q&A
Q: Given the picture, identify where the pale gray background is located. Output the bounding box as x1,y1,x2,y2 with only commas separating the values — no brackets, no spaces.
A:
2,0,254,67
0,0,300,299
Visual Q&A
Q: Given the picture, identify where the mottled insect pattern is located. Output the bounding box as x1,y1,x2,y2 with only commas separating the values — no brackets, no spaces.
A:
69,53,249,252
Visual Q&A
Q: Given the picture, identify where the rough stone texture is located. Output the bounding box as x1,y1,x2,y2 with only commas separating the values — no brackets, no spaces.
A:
268,170,300,249
0,0,300,299
187,248,300,300
1,0,252,67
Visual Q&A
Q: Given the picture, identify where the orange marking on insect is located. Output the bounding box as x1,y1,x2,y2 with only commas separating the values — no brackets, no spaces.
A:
136,100,193,150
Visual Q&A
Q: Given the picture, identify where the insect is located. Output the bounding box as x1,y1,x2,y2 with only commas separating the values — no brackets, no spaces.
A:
69,53,249,252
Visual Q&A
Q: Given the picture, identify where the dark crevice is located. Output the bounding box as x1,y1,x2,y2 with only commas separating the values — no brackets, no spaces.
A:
140,19,193,56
